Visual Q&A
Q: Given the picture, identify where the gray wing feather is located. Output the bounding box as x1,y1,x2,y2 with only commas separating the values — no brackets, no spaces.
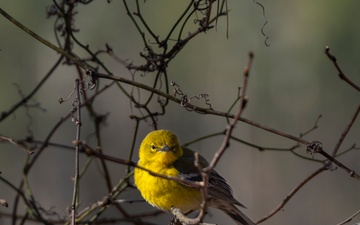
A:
175,146,245,208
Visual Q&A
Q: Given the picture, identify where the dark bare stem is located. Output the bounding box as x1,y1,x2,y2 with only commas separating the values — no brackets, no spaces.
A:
123,0,152,53
171,51,255,225
93,71,309,146
170,207,212,225
336,208,360,225
0,136,33,154
164,0,193,44
300,114,322,138
332,103,360,157
0,56,63,123
134,0,160,45
127,120,140,174
0,8,88,69
92,113,113,193
257,165,327,224
71,79,82,225
81,143,202,189
95,69,360,180
325,46,360,92
207,51,254,171
52,1,112,75
77,173,132,225
306,142,360,181
183,131,225,146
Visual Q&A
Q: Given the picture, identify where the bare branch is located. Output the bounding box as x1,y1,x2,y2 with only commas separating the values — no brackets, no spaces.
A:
306,141,360,180
0,135,34,154
207,51,254,171
332,103,360,157
71,79,82,225
325,46,360,92
257,166,327,223
336,208,360,225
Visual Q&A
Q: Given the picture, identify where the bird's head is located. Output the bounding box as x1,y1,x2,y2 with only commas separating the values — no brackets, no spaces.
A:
139,129,183,166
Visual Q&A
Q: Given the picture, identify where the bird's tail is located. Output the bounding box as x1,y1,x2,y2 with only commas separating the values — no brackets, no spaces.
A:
213,200,256,225
225,207,256,225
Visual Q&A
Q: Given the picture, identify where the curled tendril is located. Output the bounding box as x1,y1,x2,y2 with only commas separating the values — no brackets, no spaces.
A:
190,94,213,110
171,81,213,110
158,98,166,107
180,95,190,107
59,72,95,106
58,86,75,104
171,81,184,96
88,82,96,90
193,0,210,11
199,94,213,109
253,0,270,47
82,75,97,91
87,70,97,89
71,98,79,124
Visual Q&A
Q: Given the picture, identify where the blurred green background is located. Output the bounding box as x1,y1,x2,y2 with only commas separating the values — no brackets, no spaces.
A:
1,1,360,225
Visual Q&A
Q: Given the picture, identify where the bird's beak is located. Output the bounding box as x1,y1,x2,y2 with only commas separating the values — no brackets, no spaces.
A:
160,145,173,152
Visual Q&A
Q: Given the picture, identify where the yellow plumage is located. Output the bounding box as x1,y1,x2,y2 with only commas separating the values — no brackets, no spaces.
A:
134,129,255,225
135,158,202,212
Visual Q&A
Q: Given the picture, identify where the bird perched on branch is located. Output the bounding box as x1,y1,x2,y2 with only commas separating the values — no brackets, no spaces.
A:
134,129,255,225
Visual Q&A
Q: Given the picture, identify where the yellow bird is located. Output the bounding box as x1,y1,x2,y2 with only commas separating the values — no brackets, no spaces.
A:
134,129,255,225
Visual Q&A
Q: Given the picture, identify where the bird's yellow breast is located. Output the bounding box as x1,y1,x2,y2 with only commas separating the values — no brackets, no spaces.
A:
134,163,202,213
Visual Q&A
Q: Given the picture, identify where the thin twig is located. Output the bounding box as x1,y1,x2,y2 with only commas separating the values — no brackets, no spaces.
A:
299,114,322,138
71,79,82,225
0,56,64,122
257,165,327,224
92,70,309,146
170,207,215,225
80,142,202,189
207,51,254,171
74,172,133,225
306,142,360,181
171,52,255,225
126,120,140,174
0,135,34,154
325,46,360,92
0,8,88,69
336,208,360,225
332,103,360,157
172,152,210,224
92,70,360,180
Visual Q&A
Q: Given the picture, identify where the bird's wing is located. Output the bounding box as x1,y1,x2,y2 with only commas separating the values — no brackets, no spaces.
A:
174,146,245,208
173,146,207,178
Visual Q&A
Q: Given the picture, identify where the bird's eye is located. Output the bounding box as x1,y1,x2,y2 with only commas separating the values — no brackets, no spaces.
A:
150,144,156,150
